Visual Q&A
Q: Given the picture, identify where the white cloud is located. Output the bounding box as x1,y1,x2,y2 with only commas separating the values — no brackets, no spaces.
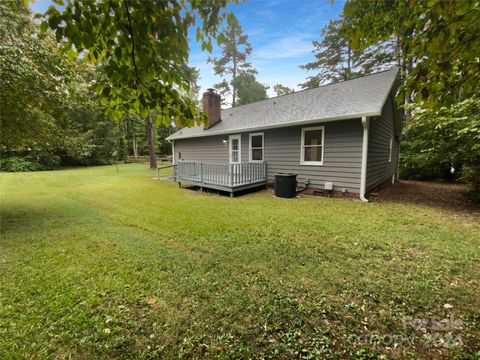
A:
254,34,314,60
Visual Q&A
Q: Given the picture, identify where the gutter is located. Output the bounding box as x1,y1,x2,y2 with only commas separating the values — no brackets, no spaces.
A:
359,116,369,202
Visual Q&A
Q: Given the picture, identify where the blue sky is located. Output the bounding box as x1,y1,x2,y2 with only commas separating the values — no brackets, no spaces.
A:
31,0,344,102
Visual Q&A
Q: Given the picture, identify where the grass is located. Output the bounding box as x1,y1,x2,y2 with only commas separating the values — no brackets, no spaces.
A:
1,163,479,359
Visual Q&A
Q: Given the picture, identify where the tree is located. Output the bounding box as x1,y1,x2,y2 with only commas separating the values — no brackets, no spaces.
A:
0,1,135,171
299,18,396,89
208,12,255,107
273,84,295,96
42,0,230,170
341,0,480,111
1,0,71,150
122,114,144,158
300,19,355,88
231,73,268,106
341,0,480,188
1,1,107,168
181,65,201,107
157,125,175,156
144,65,200,169
400,94,480,191
42,0,231,128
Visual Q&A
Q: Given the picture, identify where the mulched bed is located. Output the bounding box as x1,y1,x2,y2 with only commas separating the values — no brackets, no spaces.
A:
376,180,479,216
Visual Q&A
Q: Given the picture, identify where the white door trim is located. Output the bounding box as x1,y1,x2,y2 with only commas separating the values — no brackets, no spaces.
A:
229,134,241,163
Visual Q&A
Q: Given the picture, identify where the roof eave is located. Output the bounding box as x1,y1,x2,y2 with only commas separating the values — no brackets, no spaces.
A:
166,111,381,141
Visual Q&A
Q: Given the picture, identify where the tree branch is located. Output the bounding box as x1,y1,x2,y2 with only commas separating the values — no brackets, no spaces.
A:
123,0,145,88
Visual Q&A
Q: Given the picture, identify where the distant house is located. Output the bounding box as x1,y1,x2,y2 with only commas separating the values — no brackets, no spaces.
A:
167,67,403,200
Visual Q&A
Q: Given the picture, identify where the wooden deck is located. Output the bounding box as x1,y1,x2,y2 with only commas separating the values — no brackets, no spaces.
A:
175,161,267,197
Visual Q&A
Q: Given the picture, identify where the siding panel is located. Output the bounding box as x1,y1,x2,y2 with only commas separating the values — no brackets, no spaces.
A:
366,92,400,190
175,119,364,193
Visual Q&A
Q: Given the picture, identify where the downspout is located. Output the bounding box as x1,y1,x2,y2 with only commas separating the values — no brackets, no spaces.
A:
168,139,177,182
360,116,369,202
171,139,175,165
396,141,401,182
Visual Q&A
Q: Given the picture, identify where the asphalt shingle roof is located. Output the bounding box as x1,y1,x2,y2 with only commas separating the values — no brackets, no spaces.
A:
167,67,399,140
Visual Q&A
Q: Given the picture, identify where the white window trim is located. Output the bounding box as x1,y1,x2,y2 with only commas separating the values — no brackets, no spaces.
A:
249,132,264,162
300,126,325,166
229,134,241,163
388,136,393,162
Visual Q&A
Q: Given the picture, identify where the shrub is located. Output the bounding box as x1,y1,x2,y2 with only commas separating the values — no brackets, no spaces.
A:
0,156,45,172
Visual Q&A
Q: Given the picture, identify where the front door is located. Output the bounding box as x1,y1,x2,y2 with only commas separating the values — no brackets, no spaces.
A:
229,135,241,164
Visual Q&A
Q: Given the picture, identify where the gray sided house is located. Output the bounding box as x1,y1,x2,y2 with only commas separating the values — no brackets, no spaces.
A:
167,68,403,200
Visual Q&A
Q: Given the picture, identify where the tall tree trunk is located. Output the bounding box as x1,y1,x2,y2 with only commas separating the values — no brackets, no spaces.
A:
403,57,413,123
396,32,413,123
145,114,157,169
133,136,138,158
232,66,237,107
232,30,237,107
346,42,351,80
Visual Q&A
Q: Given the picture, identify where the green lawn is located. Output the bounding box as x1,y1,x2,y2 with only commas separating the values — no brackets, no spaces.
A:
1,164,479,359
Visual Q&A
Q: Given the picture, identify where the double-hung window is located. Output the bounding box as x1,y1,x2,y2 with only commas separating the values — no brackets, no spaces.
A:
249,133,264,162
301,126,324,165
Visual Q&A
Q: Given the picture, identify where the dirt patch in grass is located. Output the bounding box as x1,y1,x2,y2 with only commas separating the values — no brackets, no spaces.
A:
376,180,479,216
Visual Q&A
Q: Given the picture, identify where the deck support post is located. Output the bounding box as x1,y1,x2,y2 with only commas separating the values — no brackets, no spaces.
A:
230,192,234,198
178,182,181,188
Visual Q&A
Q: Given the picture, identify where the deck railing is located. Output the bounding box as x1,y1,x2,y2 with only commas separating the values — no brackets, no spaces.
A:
176,160,267,187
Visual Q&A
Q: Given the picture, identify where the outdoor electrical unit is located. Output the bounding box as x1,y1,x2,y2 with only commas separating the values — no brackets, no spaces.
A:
274,173,297,198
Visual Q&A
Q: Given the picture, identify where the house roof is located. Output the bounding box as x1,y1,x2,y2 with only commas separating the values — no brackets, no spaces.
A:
167,67,399,141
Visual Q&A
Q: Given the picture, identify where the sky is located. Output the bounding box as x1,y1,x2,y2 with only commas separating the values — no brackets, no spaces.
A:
30,0,344,102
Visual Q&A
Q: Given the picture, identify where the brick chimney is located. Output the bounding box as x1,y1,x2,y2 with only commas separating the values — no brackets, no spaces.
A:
202,88,221,129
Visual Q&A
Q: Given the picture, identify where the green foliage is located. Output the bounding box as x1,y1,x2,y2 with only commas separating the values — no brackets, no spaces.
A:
342,0,480,185
0,1,124,169
42,0,230,127
0,157,44,172
231,73,268,106
208,12,256,106
342,0,480,110
0,1,72,150
401,94,480,189
273,84,295,96
157,125,176,155
180,65,201,107
299,18,396,89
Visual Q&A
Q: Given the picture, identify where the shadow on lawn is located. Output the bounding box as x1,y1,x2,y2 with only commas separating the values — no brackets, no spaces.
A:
0,205,63,238
376,180,479,216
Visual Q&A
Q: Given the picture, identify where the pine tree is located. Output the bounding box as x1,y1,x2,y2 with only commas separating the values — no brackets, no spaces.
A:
299,18,396,89
273,84,295,96
208,13,255,107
